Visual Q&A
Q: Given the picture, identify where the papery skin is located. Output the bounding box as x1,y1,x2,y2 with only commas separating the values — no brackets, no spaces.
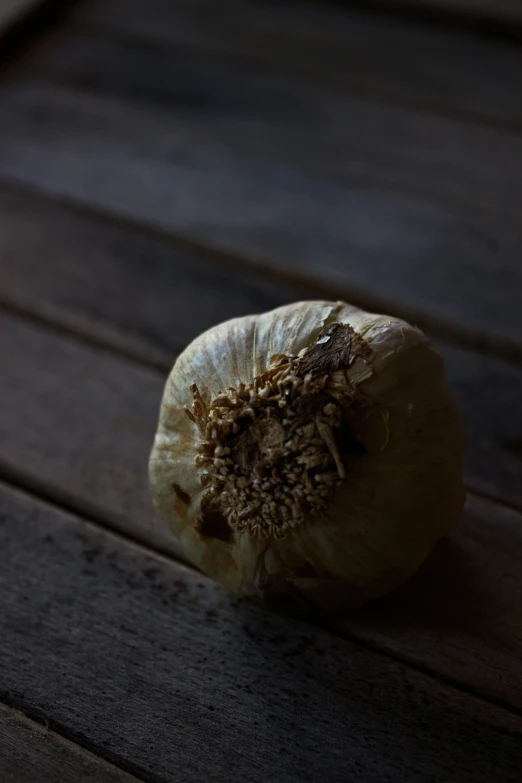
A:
149,301,466,612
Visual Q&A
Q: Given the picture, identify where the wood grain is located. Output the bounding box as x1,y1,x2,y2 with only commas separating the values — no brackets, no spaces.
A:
0,309,177,557
0,188,521,510
1,4,520,777
1,308,522,709
21,27,522,223
0,703,141,783
1,482,522,783
0,87,520,361
0,186,303,369
0,4,520,731
74,0,522,126
334,493,522,711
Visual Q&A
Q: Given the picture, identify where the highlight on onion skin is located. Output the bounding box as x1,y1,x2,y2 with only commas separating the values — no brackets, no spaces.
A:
149,301,466,614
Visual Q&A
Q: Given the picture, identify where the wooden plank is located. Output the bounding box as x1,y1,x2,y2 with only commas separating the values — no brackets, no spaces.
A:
0,186,303,370
0,197,522,513
0,309,178,558
0,86,521,362
21,27,522,224
441,341,522,509
74,0,522,126
0,703,142,783
1,310,522,709
335,492,522,711
1,482,522,783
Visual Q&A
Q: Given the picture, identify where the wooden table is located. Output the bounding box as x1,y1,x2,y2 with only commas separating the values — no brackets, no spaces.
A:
0,1,521,780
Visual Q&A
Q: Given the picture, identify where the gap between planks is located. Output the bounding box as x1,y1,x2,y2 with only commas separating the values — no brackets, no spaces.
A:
2,418,521,585
0,176,521,371
1,289,520,712
2,465,522,722
2,479,522,782
0,67,520,360
2,475,522,729
0,294,521,519
19,25,522,228
1,309,522,718
71,0,522,129
0,701,145,783
0,183,521,515
0,4,516,764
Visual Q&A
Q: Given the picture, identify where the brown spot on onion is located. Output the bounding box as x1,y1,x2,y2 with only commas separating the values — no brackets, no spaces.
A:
171,482,191,506
196,496,234,544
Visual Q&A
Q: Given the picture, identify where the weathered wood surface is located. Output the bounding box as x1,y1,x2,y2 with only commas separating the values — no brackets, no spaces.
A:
0,87,520,362
1,308,522,710
74,0,522,126
0,189,521,510
0,310,176,557
1,0,522,777
340,493,522,711
1,482,522,783
18,27,522,224
0,703,142,783
0,185,303,369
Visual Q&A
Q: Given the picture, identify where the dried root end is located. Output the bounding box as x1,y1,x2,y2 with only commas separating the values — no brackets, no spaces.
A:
191,323,367,540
